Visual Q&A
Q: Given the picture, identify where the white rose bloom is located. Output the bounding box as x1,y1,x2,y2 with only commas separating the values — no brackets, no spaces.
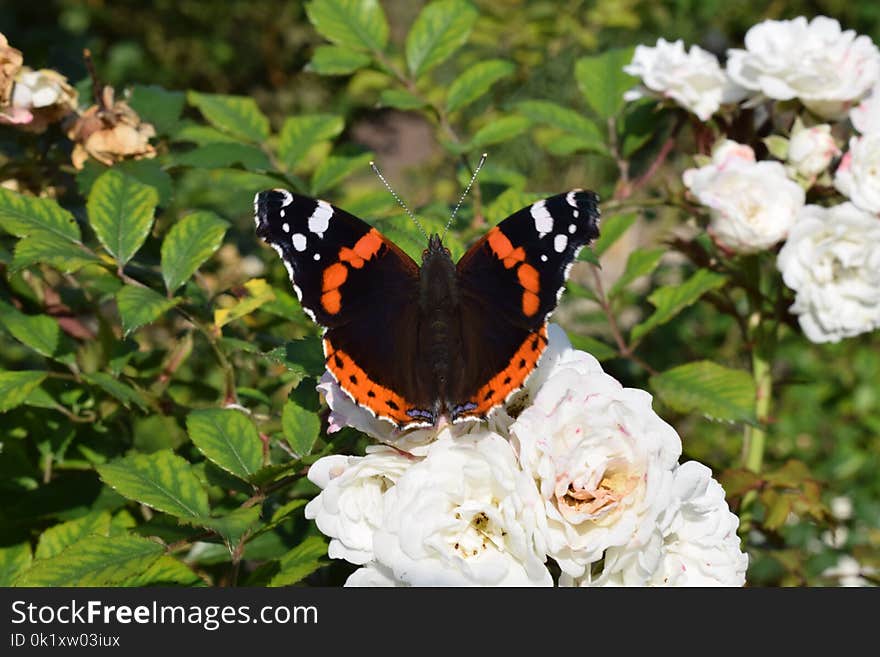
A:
623,38,746,121
372,431,552,586
786,122,840,178
850,84,880,135
777,203,880,343
822,555,876,587
304,446,415,565
344,562,406,587
726,16,880,119
683,140,805,253
834,134,880,213
510,360,681,579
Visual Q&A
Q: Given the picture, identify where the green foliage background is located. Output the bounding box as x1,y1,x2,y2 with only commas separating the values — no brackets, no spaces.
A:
1,0,878,587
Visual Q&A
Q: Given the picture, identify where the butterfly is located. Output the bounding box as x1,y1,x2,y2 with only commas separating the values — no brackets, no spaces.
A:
254,188,600,429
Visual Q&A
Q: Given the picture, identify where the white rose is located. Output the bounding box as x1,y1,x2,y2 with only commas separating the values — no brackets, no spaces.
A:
777,202,880,343
304,446,415,565
372,431,552,586
821,555,876,587
787,122,840,178
726,16,880,119
683,140,805,253
344,562,405,587
834,134,880,213
623,38,746,121
510,361,681,579
850,84,880,135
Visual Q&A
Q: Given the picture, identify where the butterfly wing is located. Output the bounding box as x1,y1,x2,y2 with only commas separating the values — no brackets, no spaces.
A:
255,189,433,427
450,189,601,421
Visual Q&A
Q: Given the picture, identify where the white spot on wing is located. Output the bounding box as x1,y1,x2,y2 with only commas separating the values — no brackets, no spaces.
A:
569,224,576,234
566,190,579,208
573,210,579,218
292,233,307,252
530,200,553,238
313,253,320,261
541,254,548,262
280,209,285,218
554,233,568,253
276,189,293,207
309,200,333,238
282,222,290,233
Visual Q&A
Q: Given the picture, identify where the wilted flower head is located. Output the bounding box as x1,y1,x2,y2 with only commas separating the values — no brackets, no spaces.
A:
7,67,78,133
0,32,23,107
726,16,880,118
67,85,156,170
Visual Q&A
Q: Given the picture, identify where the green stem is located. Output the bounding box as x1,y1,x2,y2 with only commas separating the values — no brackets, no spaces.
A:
743,343,772,473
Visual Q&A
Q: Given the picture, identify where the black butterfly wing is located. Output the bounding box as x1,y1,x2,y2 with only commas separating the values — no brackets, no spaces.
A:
255,190,433,427
450,189,600,421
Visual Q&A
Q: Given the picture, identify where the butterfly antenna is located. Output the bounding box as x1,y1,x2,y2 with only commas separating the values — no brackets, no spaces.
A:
441,153,487,240
370,160,429,241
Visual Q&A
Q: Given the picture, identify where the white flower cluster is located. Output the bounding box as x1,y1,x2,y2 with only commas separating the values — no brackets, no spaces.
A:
306,325,748,587
627,16,880,344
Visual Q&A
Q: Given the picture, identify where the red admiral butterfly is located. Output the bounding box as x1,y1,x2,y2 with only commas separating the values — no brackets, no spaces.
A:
255,188,600,429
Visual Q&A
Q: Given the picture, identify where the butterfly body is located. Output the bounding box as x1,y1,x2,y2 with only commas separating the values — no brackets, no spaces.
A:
255,188,600,430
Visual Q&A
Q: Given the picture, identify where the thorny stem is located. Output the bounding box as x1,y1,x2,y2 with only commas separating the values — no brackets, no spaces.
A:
82,49,106,110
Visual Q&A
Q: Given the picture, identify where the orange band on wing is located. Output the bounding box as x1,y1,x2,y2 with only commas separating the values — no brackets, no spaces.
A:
459,324,548,418
321,289,341,314
323,337,414,426
339,229,383,268
322,262,348,291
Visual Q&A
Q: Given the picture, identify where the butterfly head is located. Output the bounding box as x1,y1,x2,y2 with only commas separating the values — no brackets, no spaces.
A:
422,233,451,262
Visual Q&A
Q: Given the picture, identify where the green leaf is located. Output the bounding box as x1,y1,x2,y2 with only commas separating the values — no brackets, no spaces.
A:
516,100,605,152
278,114,345,170
186,409,264,481
97,449,210,520
0,543,32,586
305,0,389,52
87,169,159,266
310,152,374,195
568,334,618,361
446,59,515,113
262,337,327,379
35,511,113,559
173,122,244,145
11,230,100,273
485,188,547,225
379,88,427,110
187,91,270,143
16,534,164,586
631,269,727,343
116,285,180,336
405,0,478,78
268,536,327,586
608,247,665,297
0,371,47,413
129,84,185,135
120,555,203,586
174,143,270,170
213,278,275,327
0,301,59,358
200,507,262,549
0,188,80,241
592,212,636,257
650,361,757,424
308,44,372,75
282,400,321,458
575,47,636,120
83,372,149,411
467,115,530,151
161,211,229,293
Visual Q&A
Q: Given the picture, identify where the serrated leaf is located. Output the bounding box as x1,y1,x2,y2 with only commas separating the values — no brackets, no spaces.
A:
174,142,270,170
16,534,164,586
650,361,756,423
278,114,345,170
213,278,275,328
0,188,80,241
282,400,321,458
516,100,605,152
97,449,210,519
83,372,149,411
575,47,636,120
467,115,530,151
268,536,327,586
568,334,618,361
11,230,100,273
129,85,185,135
305,0,389,52
120,555,203,586
262,337,326,379
200,507,262,549
405,0,478,78
379,88,426,110
87,169,159,266
0,301,59,358
592,212,637,257
631,269,727,343
309,44,372,75
0,371,47,413
187,91,270,143
35,511,113,559
608,247,665,297
310,152,374,195
0,543,32,586
446,59,514,113
161,211,229,293
187,409,263,481
116,285,180,336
